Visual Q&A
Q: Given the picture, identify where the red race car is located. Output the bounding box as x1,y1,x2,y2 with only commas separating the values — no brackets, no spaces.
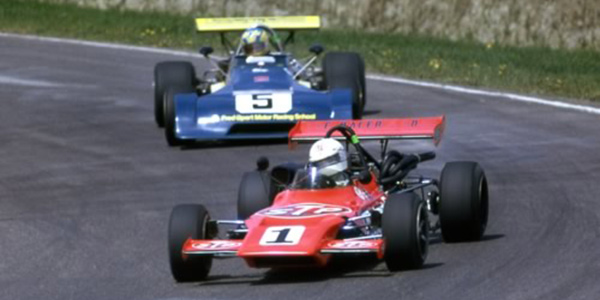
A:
168,116,489,281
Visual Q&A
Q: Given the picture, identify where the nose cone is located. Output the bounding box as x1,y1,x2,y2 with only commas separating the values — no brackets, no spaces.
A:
237,214,345,268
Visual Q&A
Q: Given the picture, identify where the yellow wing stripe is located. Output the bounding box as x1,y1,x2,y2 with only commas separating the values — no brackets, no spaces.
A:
195,16,321,32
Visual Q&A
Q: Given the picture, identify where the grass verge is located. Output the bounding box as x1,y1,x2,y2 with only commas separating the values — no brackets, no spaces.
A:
1,0,599,101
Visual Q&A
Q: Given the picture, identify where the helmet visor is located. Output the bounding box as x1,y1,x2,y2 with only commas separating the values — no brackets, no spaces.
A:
243,41,268,56
308,152,345,170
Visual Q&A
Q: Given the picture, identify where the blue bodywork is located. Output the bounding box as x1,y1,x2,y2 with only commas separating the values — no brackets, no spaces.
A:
172,55,353,141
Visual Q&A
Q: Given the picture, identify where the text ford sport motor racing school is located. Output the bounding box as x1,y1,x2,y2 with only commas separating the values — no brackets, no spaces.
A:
153,16,366,146
167,117,490,281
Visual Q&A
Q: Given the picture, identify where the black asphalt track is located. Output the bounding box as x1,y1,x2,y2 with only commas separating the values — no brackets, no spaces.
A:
1,35,600,300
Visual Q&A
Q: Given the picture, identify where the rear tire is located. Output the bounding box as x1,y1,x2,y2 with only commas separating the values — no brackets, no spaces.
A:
383,192,429,271
154,61,197,128
168,204,213,282
356,54,366,108
164,86,195,147
237,171,273,220
439,161,489,243
323,52,364,119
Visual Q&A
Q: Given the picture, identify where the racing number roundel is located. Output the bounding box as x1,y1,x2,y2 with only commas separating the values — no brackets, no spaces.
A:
259,226,305,246
235,92,292,113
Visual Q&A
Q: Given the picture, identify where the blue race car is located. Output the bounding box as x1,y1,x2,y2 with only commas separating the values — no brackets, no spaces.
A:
153,16,366,146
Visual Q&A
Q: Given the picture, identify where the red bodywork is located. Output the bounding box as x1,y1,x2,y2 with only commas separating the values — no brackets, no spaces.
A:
183,177,385,268
182,116,445,268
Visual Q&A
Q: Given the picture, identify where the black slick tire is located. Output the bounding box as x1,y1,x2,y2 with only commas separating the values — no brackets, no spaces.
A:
383,192,429,271
164,86,195,147
154,61,196,128
168,204,213,282
323,52,364,119
439,161,489,243
237,171,273,220
356,54,366,108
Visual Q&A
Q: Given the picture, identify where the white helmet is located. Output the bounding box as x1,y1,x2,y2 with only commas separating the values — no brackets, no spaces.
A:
308,138,348,176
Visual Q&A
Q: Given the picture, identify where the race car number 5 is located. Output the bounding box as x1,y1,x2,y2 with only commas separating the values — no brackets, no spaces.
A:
259,226,305,246
235,92,292,114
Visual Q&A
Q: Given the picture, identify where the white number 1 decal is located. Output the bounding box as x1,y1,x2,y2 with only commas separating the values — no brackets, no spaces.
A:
259,226,305,246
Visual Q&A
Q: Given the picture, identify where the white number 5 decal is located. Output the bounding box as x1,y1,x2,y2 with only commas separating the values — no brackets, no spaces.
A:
251,94,273,109
259,226,305,246
235,92,292,114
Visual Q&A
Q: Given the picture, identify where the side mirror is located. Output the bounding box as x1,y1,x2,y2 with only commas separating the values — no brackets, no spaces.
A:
199,46,214,57
256,156,269,171
357,170,372,185
309,43,324,56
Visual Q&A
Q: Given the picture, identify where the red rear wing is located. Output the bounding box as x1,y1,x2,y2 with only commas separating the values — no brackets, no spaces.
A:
288,116,446,146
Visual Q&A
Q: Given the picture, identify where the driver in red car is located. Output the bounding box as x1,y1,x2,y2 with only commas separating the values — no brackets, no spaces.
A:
307,138,351,187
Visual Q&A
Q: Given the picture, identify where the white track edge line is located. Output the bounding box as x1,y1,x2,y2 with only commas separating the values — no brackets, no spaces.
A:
367,74,600,115
3,32,599,115
0,32,203,58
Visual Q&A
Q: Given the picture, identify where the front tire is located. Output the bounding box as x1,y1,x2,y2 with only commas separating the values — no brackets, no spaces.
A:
154,61,197,128
168,204,213,282
237,171,273,220
164,86,195,147
383,192,429,271
439,161,489,243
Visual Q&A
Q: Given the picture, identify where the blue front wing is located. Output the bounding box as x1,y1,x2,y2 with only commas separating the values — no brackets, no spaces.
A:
172,83,353,141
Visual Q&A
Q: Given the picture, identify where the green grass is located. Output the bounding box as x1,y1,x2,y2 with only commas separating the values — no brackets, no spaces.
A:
2,0,600,101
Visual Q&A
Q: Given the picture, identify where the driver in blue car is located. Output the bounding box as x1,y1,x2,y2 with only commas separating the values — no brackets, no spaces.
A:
241,26,274,56
240,26,303,74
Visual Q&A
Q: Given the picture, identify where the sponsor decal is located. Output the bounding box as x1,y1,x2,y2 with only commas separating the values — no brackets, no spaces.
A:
245,56,276,64
327,240,378,249
322,120,383,129
259,203,352,218
218,113,317,122
253,75,270,82
197,113,317,124
191,241,242,250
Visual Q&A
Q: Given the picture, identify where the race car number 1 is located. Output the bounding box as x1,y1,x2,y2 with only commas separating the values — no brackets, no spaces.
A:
259,226,305,246
235,92,292,114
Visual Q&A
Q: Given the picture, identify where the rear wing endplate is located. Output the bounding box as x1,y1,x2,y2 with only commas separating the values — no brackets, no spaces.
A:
195,16,321,32
288,116,446,146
